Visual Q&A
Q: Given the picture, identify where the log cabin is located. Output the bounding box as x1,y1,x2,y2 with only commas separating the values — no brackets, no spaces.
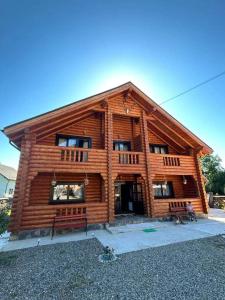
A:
3,82,212,237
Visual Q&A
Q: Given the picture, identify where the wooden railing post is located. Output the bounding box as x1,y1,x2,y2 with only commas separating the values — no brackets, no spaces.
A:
194,151,208,214
140,111,154,217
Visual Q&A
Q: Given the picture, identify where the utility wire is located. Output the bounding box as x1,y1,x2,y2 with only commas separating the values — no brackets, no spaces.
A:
159,70,225,106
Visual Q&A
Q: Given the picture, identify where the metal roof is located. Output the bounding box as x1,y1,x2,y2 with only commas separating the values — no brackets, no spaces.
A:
0,164,17,180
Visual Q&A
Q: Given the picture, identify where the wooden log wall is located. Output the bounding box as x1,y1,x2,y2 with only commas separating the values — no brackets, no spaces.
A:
37,113,104,149
21,173,107,230
154,198,203,217
112,114,142,152
30,173,102,205
8,90,209,233
152,174,203,217
9,132,34,232
140,111,154,217
21,202,108,230
106,107,114,222
152,175,199,198
29,145,107,175
148,130,178,154
149,153,196,176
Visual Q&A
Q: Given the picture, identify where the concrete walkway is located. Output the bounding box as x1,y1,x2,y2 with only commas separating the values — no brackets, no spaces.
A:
1,208,225,254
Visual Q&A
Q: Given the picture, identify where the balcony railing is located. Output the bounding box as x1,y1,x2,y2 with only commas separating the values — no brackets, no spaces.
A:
112,151,145,172
118,152,140,164
60,149,89,162
149,153,196,175
163,156,180,167
30,145,107,172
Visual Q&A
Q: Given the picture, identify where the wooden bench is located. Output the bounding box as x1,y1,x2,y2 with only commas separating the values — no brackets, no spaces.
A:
51,207,87,239
169,201,188,222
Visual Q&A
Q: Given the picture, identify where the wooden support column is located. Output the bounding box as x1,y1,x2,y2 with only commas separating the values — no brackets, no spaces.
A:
9,129,33,233
140,111,154,217
105,107,114,222
194,151,208,214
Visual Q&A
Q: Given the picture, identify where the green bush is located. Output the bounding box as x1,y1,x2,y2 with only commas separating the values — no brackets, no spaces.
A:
0,205,10,235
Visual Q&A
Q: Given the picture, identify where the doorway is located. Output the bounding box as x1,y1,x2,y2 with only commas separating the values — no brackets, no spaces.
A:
115,182,144,215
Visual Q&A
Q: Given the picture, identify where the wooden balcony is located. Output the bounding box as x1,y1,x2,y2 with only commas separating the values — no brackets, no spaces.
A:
30,145,107,174
112,151,145,173
149,153,196,175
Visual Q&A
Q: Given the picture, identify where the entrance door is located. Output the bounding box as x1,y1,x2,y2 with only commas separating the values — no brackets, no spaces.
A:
132,183,144,214
114,182,144,215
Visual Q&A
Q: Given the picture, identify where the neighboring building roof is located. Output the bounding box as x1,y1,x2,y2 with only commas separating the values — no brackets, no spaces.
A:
0,164,17,180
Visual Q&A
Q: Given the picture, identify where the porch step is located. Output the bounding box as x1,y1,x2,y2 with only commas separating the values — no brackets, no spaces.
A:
109,215,157,227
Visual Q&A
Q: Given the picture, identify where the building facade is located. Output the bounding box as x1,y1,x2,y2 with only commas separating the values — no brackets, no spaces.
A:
3,82,212,235
0,164,17,198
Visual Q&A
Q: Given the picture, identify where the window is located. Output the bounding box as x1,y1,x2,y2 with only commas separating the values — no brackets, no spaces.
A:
153,181,174,199
150,144,168,154
8,188,14,195
56,135,91,148
113,141,131,151
50,182,84,204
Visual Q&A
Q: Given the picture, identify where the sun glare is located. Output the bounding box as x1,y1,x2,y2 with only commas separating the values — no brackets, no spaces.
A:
98,69,154,97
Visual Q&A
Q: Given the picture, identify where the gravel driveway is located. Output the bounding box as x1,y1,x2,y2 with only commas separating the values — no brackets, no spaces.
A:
0,236,225,300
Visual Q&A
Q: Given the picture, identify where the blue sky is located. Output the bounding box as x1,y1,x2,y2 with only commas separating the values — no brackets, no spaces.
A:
1,0,225,169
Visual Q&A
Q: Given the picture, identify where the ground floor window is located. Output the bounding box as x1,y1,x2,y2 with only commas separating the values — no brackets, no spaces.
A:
8,188,14,195
50,182,84,204
153,181,174,198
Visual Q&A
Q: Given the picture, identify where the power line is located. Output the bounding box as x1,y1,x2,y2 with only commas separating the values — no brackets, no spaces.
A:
159,70,225,106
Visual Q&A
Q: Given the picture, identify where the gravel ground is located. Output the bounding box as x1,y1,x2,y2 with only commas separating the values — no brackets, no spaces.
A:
0,236,225,300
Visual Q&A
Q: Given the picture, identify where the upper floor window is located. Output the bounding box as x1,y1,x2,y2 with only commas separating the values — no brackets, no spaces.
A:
56,135,91,148
113,141,131,151
150,144,168,154
153,181,174,199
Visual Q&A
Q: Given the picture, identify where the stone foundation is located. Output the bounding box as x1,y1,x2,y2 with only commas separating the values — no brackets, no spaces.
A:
9,223,105,240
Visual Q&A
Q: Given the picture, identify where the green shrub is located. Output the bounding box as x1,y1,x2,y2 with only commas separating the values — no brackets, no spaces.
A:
0,205,10,235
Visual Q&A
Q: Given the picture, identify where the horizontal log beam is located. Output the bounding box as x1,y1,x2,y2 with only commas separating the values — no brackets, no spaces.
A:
151,113,194,148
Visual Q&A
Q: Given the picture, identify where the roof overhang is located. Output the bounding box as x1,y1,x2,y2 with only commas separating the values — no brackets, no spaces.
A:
2,82,213,155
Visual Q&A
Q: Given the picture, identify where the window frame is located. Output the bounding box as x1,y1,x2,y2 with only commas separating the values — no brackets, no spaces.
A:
153,181,174,199
56,134,92,149
49,181,85,204
113,141,131,151
149,144,169,154
8,188,14,195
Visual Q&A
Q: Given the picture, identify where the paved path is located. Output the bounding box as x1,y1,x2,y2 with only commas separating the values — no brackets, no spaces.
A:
1,208,225,253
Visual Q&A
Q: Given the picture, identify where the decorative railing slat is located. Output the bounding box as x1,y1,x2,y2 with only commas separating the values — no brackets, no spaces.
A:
60,149,89,162
118,152,140,165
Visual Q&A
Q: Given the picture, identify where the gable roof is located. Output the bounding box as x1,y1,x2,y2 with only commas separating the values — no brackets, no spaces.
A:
2,82,212,154
0,164,17,180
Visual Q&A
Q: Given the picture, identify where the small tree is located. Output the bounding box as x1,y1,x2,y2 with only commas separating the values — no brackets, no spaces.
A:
0,203,10,235
201,154,225,195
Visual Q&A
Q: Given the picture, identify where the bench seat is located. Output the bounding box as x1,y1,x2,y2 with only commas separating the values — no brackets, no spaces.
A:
51,208,87,238
169,201,188,220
